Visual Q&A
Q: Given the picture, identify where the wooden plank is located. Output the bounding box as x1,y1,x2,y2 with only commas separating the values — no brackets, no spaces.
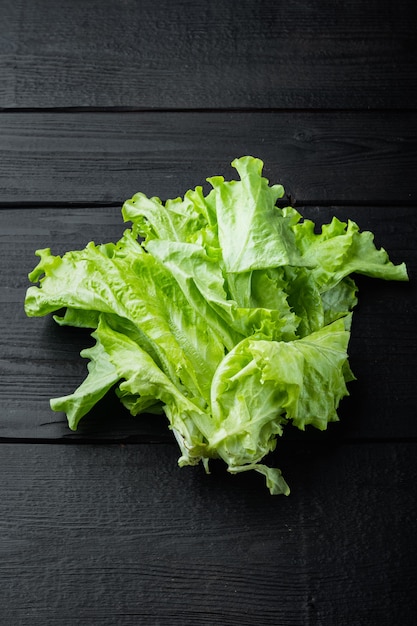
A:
1,0,416,109
1,205,415,441
0,441,415,625
1,110,416,206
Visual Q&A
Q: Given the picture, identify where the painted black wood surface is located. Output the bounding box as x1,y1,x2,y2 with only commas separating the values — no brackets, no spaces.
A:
1,111,416,206
0,442,415,625
1,1,416,624
1,0,416,109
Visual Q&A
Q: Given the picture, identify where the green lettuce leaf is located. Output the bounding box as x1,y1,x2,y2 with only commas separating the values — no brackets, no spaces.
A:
50,338,119,430
24,156,408,494
208,156,307,273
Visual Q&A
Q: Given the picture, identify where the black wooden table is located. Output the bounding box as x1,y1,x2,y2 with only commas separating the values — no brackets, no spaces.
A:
1,1,416,624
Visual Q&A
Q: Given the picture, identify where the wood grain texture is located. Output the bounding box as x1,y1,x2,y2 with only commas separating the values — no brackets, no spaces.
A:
1,0,416,109
1,110,416,206
0,442,415,625
1,205,415,442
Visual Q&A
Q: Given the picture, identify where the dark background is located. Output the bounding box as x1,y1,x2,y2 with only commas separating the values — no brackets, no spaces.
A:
1,1,416,624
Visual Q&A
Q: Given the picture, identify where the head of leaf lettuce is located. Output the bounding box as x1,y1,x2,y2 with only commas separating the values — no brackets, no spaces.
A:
24,156,408,495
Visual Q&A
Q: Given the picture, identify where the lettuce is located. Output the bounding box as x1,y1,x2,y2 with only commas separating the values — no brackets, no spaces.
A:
25,156,408,494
